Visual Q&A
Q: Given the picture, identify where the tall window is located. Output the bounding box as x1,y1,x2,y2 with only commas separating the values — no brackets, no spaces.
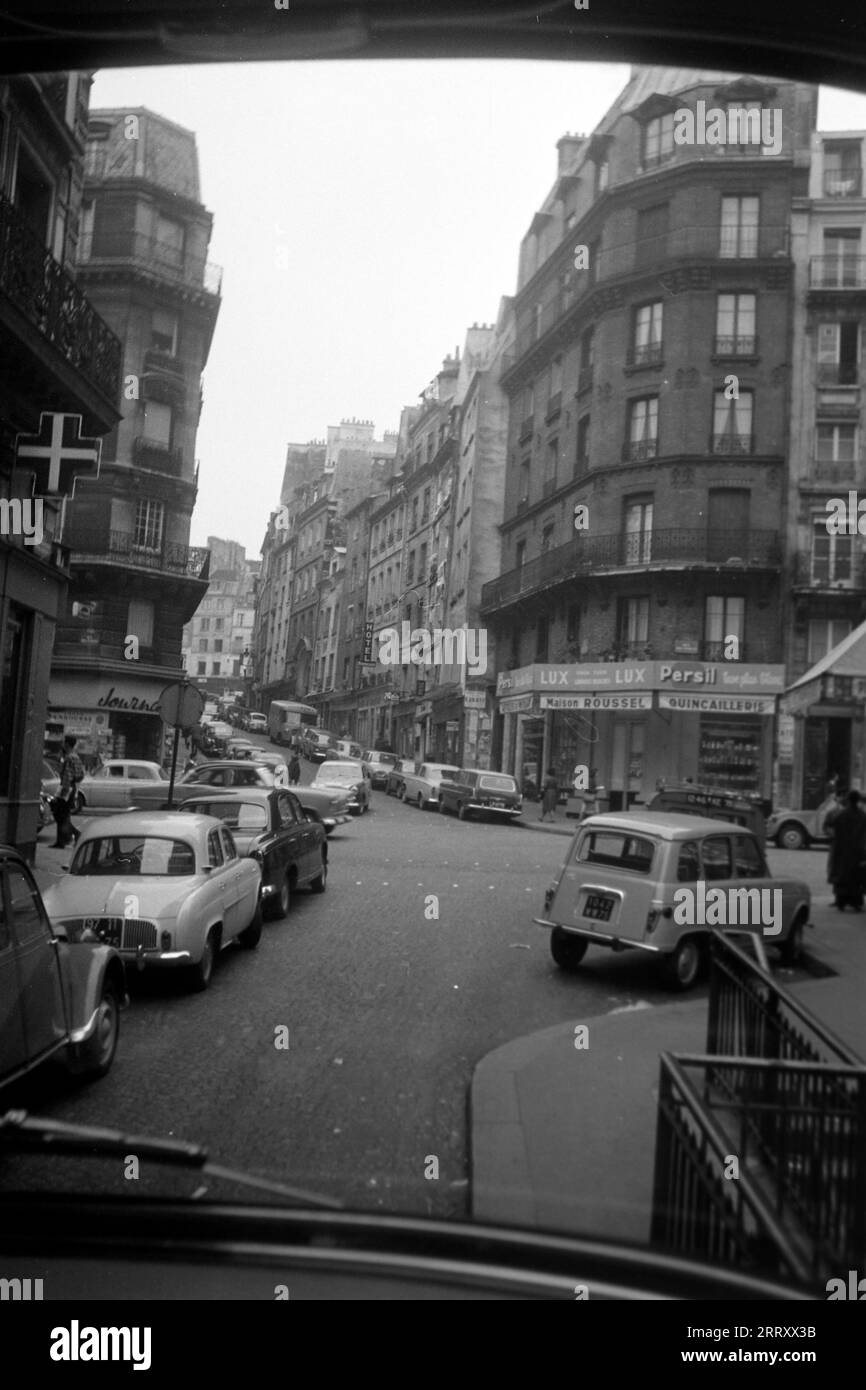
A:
550,356,563,399
817,422,857,461
142,401,172,445
811,516,853,584
624,499,653,564
808,618,852,662
636,204,669,267
126,600,154,648
715,293,756,354
712,389,754,453
155,213,184,268
822,231,861,288
544,439,558,490
150,309,178,355
627,397,659,459
133,498,164,552
720,196,759,258
817,322,859,386
633,301,663,362
579,326,594,370
575,414,590,474
515,539,526,571
519,459,530,502
824,141,862,197
541,523,555,553
617,597,649,647
704,596,745,659
535,615,549,662
644,113,675,165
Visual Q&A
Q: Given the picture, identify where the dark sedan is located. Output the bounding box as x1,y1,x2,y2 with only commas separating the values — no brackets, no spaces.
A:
179,788,327,919
385,757,416,797
438,769,523,821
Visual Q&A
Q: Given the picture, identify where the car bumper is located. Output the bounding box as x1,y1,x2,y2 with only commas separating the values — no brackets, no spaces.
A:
532,916,662,955
118,946,194,970
466,801,522,816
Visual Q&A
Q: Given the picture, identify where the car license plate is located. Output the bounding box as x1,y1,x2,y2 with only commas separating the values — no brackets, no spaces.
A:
489,799,505,808
582,894,615,922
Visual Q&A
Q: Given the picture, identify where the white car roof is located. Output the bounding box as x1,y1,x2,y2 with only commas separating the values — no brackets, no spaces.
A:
78,812,220,839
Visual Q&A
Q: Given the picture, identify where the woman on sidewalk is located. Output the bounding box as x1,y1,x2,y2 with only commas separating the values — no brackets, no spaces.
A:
541,767,559,822
827,788,866,910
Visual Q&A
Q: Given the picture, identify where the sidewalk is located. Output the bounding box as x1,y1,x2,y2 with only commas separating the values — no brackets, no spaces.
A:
517,796,582,837
471,892,866,1240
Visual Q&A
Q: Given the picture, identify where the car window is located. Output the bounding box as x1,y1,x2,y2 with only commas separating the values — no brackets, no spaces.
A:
701,836,733,881
219,827,237,861
236,802,268,831
128,766,151,780
676,840,701,883
277,793,298,828
0,870,10,952
733,834,766,878
577,831,656,874
6,864,47,944
207,830,224,867
479,774,516,792
108,765,124,777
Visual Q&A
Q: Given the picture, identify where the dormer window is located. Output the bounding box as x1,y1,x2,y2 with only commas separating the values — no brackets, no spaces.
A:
644,113,675,166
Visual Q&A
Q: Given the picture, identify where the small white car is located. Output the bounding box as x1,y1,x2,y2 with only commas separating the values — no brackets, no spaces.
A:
312,760,372,814
42,812,264,992
247,713,268,733
401,763,461,810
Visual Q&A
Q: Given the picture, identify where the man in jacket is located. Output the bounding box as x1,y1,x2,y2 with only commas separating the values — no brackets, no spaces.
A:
827,788,866,910
53,735,85,848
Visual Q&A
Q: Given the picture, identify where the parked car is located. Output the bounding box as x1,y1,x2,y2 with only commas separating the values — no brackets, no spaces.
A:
312,760,372,814
41,759,169,813
401,763,461,810
180,788,327,918
363,749,398,788
0,844,126,1090
303,729,338,763
247,713,268,734
385,757,416,797
225,737,256,759
766,794,839,851
42,813,264,992
438,769,523,821
127,761,278,810
647,782,767,850
534,811,811,991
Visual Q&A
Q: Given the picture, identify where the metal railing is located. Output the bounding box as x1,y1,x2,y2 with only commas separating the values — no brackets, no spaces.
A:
131,435,185,475
816,362,858,386
0,190,121,405
78,231,223,297
823,170,863,197
651,934,866,1287
713,334,758,356
481,528,781,612
625,341,663,367
66,527,210,577
793,551,866,588
810,256,866,289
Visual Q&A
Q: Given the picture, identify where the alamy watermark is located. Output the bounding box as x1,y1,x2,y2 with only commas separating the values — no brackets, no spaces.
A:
673,102,782,156
0,497,43,546
378,622,488,676
673,881,782,935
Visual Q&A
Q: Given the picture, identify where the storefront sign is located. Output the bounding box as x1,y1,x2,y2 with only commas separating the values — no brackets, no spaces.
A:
500,694,535,713
777,713,795,760
541,694,652,711
463,689,487,710
497,661,785,697
445,720,460,732
658,693,777,715
49,710,109,737
50,676,167,713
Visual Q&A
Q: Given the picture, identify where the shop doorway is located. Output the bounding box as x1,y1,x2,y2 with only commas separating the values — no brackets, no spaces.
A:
610,720,645,810
802,716,852,808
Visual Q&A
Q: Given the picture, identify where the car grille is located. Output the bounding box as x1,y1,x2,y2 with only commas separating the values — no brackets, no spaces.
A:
62,916,158,949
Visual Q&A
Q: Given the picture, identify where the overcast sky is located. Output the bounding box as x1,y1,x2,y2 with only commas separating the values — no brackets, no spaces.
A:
89,62,866,558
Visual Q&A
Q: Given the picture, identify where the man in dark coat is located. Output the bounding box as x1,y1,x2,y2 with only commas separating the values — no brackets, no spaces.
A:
827,789,866,910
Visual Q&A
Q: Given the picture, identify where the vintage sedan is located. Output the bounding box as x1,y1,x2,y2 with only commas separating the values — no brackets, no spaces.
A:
363,749,398,789
180,788,327,918
401,763,461,810
438,769,523,821
41,759,169,813
312,760,371,814
303,729,338,763
385,757,416,797
42,813,264,992
0,845,126,1090
128,760,277,810
247,713,268,734
766,794,839,851
533,811,810,991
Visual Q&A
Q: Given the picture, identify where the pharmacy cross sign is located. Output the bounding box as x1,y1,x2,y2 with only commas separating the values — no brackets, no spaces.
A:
15,413,101,496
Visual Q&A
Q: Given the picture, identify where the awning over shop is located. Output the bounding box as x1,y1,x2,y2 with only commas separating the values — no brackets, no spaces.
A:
781,618,866,713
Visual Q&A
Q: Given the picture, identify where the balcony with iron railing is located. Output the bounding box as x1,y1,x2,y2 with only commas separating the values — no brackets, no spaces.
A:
621,438,659,463
809,456,860,484
480,527,781,613
65,527,210,579
823,168,863,197
78,231,223,297
793,551,866,589
710,432,755,455
131,434,185,476
0,189,122,409
625,340,664,368
809,256,866,290
816,362,859,386
713,334,758,356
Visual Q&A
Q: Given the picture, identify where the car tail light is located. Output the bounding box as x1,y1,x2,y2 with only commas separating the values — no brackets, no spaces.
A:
161,931,172,950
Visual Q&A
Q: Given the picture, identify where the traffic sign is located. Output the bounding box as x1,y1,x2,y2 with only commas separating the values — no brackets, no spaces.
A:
159,682,205,729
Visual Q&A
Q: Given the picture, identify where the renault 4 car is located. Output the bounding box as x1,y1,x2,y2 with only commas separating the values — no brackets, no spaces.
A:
534,812,810,991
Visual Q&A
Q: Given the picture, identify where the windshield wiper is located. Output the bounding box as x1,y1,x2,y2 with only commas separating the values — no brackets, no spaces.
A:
0,1111,342,1210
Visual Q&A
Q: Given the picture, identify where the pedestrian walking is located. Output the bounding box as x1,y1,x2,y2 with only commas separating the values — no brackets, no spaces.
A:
827,788,866,910
288,754,301,786
53,735,85,848
541,766,559,822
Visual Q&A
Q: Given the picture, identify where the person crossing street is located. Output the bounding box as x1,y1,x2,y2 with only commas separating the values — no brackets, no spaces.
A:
53,735,85,848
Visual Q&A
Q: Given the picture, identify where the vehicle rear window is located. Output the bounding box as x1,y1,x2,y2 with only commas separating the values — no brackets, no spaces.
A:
479,775,517,793
72,836,197,876
576,831,656,874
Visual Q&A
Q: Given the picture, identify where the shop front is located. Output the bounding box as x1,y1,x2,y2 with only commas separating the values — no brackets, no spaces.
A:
431,686,464,764
779,620,866,807
496,661,784,806
48,674,172,764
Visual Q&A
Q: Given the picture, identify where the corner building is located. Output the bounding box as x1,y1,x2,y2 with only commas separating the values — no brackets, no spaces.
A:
481,68,817,807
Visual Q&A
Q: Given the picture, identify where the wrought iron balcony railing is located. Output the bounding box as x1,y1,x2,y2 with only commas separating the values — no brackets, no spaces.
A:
0,189,121,405
66,527,210,578
811,458,859,484
823,169,863,197
625,341,663,368
622,438,659,462
793,551,866,588
710,432,754,455
480,527,781,613
816,362,859,386
132,435,185,475
78,231,223,297
809,256,866,289
713,334,758,356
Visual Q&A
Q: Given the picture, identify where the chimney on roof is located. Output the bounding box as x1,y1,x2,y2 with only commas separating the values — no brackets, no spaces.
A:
556,132,585,174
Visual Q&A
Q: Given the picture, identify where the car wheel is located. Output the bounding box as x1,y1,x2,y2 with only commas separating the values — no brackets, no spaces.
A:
550,927,589,972
438,798,447,814
239,899,264,949
416,793,424,809
189,929,219,991
310,861,328,893
397,784,406,800
77,980,120,1079
457,802,471,821
776,821,807,852
271,874,291,919
779,915,805,966
659,936,703,991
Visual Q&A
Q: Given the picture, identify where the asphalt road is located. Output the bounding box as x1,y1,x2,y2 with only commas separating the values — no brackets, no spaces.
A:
3,736,835,1219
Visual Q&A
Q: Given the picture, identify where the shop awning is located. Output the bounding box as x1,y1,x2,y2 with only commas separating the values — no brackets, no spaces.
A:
781,618,866,713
